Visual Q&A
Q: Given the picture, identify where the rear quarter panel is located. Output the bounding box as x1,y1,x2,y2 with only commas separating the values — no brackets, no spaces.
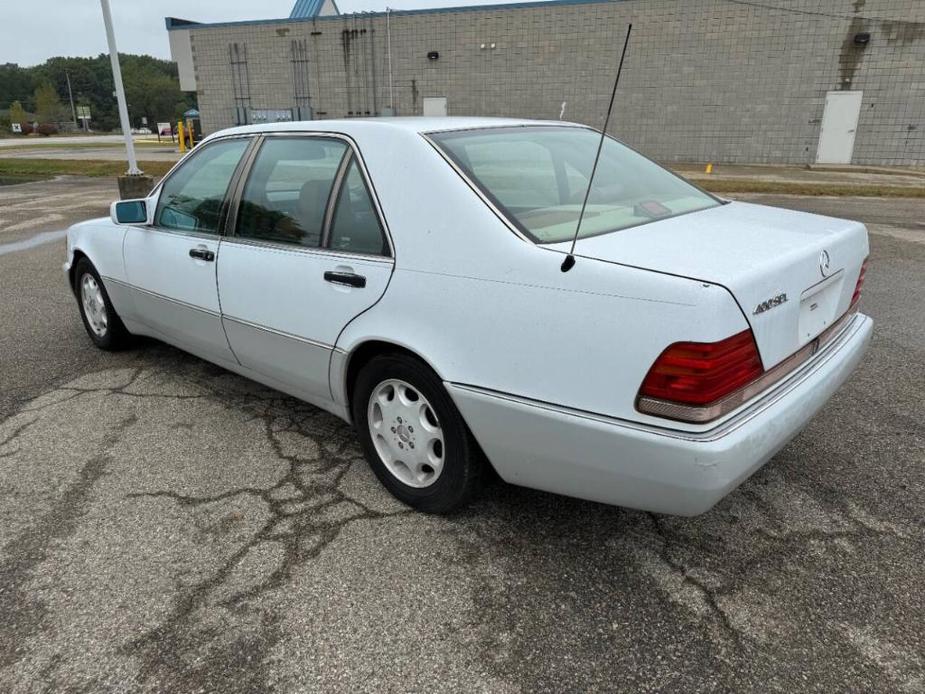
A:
337,247,748,430
334,128,749,430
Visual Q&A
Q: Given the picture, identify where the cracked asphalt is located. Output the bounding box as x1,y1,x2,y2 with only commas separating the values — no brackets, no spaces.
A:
1,179,923,692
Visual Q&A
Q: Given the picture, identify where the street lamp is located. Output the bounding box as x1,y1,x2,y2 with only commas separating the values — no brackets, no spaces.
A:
99,0,140,176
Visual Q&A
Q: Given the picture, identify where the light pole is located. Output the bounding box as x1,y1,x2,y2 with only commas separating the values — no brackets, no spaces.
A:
99,0,141,175
65,70,78,129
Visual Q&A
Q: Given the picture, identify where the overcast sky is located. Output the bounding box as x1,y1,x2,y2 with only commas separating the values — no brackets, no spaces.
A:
3,0,546,67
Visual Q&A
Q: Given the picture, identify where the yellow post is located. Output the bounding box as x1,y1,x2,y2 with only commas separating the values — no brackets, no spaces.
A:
177,121,186,154
705,162,713,174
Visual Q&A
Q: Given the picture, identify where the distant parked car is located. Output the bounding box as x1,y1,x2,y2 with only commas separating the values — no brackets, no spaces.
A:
64,118,872,514
131,127,152,135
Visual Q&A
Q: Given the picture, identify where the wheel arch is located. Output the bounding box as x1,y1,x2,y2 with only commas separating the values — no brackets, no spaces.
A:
335,338,497,481
68,249,90,294
338,339,446,420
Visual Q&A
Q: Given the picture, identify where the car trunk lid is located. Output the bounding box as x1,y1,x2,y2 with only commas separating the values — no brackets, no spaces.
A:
556,201,869,368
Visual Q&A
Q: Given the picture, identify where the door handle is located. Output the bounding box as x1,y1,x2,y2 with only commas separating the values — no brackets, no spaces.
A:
323,271,366,288
189,248,215,262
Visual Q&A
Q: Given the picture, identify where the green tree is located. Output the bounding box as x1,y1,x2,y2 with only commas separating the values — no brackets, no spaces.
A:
10,100,26,124
34,81,65,122
0,55,195,132
0,63,36,112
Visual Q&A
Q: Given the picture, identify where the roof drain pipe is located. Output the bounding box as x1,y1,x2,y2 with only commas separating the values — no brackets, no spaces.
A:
386,7,394,115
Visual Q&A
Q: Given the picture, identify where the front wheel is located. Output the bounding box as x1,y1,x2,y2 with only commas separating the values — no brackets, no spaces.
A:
352,353,483,513
74,257,133,350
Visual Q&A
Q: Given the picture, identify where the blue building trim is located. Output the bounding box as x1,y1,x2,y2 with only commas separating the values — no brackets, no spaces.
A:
290,0,325,18
165,0,620,31
165,16,201,30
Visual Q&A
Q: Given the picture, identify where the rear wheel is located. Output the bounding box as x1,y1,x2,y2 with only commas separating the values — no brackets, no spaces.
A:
352,353,483,513
74,258,133,350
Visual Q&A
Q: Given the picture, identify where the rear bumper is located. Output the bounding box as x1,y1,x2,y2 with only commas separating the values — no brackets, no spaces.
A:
447,313,872,516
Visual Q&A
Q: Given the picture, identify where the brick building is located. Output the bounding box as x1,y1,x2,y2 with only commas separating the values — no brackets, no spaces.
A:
167,0,925,165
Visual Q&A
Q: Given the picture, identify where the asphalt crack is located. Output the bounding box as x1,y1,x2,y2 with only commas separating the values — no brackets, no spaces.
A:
113,371,413,692
646,512,746,649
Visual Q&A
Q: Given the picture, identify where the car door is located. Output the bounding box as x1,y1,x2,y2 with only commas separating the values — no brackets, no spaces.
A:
217,134,394,406
123,136,252,364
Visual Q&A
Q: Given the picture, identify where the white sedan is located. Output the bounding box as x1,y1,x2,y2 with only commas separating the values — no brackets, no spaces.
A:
65,117,872,515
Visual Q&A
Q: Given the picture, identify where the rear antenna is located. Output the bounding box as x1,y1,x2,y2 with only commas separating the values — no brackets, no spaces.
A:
561,23,633,273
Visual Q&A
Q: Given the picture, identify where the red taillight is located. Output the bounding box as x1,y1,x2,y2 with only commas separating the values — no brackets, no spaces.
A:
851,257,868,307
638,330,764,407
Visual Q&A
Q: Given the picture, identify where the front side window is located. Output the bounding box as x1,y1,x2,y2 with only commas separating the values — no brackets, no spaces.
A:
155,138,249,234
431,126,720,243
236,137,347,248
328,158,388,256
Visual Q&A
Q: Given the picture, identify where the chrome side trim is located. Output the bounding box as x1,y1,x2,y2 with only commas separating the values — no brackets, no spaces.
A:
219,235,394,264
637,306,861,423
133,226,225,244
449,311,867,443
221,314,334,352
103,276,220,317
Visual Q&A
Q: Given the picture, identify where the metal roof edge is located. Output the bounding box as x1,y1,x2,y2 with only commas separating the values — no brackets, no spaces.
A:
164,17,202,30
165,0,620,31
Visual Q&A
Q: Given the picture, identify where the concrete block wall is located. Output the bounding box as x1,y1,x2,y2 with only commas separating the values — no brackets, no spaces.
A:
182,0,925,165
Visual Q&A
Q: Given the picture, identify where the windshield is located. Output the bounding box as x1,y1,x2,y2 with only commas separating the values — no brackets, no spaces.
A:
430,126,720,244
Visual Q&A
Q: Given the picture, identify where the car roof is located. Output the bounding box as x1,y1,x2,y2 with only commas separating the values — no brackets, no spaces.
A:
209,116,583,140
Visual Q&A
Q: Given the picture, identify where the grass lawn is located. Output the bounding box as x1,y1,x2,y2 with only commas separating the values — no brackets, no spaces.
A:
0,158,174,178
684,177,925,197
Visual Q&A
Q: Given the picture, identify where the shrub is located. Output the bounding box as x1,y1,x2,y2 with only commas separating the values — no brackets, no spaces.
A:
36,123,58,136
19,122,34,135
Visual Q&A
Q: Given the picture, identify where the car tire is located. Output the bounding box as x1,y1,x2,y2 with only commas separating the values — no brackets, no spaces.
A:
74,257,133,351
352,352,483,514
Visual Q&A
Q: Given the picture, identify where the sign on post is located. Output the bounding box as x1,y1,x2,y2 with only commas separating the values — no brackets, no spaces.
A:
76,105,92,132
156,122,173,143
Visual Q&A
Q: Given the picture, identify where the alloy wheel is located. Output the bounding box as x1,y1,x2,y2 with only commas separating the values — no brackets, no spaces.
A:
367,378,445,488
80,273,108,337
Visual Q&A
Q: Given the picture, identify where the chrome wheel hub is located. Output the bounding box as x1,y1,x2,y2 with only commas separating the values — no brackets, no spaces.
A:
367,379,445,488
80,273,108,337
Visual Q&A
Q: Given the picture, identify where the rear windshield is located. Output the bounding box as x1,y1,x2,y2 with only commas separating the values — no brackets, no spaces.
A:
430,126,719,243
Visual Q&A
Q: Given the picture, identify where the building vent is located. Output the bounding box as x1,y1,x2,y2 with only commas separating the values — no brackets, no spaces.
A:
229,42,251,125
291,39,313,120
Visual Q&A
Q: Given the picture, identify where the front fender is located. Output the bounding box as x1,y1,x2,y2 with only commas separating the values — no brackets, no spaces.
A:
65,218,131,317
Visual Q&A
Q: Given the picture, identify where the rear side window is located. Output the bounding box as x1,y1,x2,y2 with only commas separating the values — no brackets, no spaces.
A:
155,138,249,234
328,158,388,256
236,137,348,248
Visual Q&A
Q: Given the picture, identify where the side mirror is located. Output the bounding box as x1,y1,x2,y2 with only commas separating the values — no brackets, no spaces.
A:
111,199,147,225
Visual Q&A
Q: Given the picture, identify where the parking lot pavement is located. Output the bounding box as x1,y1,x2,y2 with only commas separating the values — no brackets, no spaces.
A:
0,176,119,246
1,180,923,692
